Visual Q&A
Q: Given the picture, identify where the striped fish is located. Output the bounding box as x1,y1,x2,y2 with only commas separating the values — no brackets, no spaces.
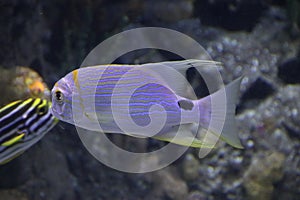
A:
51,60,243,148
0,98,58,164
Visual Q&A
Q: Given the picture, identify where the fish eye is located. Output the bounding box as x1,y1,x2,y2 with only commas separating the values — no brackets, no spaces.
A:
37,106,48,115
55,91,64,103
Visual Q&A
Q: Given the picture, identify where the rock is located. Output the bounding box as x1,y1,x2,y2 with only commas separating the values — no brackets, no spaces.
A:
0,66,50,106
278,56,300,84
143,0,194,23
238,77,275,113
243,151,285,200
182,153,200,181
274,146,300,200
0,189,28,200
194,0,267,31
187,191,207,200
278,85,300,140
144,167,188,200
286,0,300,32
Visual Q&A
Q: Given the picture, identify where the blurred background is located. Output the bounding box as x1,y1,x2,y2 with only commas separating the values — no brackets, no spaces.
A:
0,0,299,199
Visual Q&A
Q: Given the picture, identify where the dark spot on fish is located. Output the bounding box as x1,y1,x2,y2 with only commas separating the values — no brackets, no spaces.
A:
177,100,194,111
37,106,47,116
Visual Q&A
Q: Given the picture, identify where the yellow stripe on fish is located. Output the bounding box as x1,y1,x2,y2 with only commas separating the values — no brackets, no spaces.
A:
1,133,25,146
0,98,58,164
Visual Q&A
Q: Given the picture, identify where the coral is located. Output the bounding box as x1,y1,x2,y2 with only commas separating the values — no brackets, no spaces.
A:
182,153,200,181
0,189,28,200
144,167,188,200
243,151,285,200
0,66,49,106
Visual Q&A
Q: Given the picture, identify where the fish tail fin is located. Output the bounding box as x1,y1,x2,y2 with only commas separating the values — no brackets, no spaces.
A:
197,77,243,149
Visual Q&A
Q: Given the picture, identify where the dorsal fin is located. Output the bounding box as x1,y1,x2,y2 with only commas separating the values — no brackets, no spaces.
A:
141,59,223,99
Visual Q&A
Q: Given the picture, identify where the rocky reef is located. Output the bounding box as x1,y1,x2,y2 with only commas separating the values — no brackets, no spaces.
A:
0,66,49,106
0,0,299,200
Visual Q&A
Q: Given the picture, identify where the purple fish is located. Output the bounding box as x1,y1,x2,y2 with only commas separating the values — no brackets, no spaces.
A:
51,60,242,148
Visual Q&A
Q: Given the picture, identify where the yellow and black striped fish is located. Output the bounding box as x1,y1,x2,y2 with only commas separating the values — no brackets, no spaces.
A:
0,98,58,164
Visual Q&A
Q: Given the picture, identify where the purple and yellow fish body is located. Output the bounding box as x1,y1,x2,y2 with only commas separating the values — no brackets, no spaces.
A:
51,60,242,148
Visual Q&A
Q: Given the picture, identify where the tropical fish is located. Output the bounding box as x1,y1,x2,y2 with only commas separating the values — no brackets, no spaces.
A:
0,98,58,164
51,60,243,148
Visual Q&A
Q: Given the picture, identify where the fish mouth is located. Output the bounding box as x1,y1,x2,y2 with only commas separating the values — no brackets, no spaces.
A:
51,102,64,117
51,103,73,122
50,105,61,119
